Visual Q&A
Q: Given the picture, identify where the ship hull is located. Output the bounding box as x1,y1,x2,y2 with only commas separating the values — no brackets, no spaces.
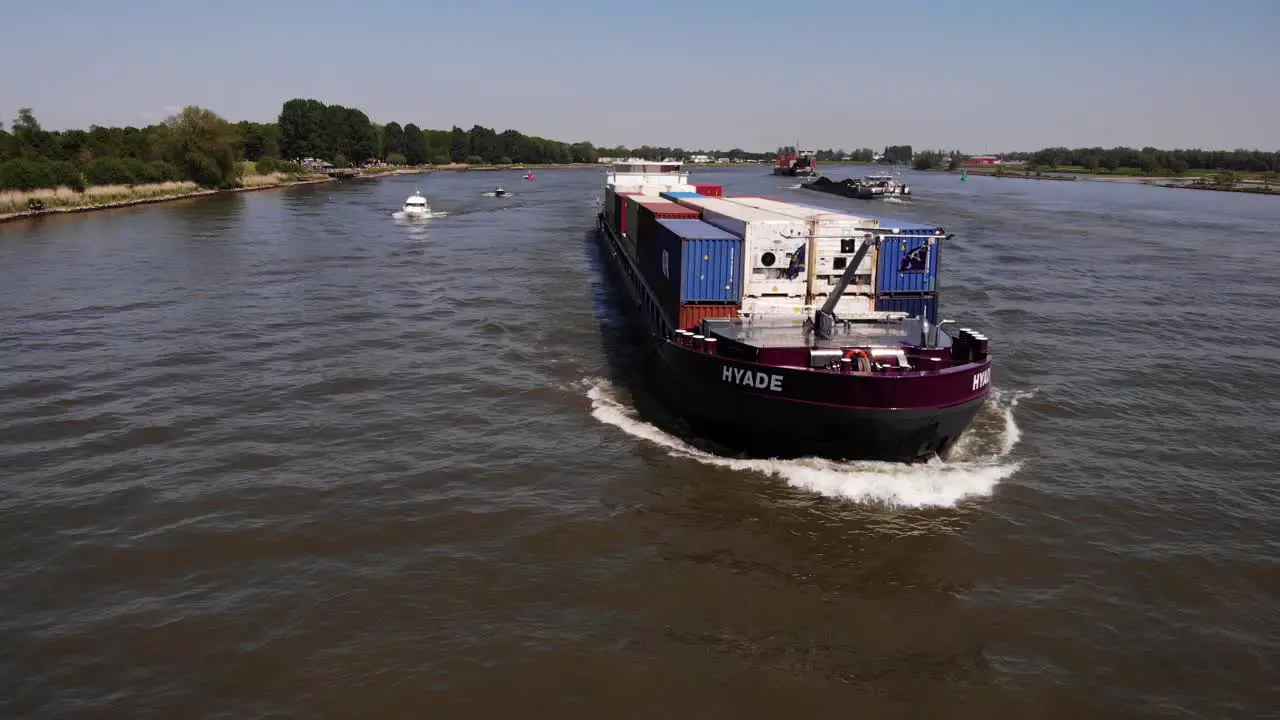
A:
592,212,989,463
649,346,984,461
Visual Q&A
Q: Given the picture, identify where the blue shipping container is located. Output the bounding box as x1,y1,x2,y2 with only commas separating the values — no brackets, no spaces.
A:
877,233,940,294
650,219,742,303
659,191,704,201
874,294,938,324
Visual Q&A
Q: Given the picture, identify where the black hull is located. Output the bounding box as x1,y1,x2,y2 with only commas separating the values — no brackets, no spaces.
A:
592,213,983,464
648,345,983,461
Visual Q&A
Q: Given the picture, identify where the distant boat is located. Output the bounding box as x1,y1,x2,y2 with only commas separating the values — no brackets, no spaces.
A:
772,149,818,177
402,190,431,218
493,187,508,197
523,172,534,181
863,173,911,197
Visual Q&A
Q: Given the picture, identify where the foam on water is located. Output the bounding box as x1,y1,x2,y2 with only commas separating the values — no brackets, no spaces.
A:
391,210,448,220
584,378,1028,509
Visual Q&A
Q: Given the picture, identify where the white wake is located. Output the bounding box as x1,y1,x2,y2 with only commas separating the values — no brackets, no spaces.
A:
584,378,1029,509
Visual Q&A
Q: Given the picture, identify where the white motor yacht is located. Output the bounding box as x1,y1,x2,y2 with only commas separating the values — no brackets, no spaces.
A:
402,190,431,218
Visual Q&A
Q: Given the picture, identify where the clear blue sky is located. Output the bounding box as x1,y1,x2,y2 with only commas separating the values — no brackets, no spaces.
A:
2,0,1277,152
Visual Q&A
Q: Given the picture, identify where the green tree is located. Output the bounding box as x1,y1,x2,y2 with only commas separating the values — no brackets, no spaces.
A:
383,122,406,159
402,123,427,165
163,106,241,188
278,98,327,160
236,121,280,161
913,151,941,171
12,108,50,158
450,126,469,163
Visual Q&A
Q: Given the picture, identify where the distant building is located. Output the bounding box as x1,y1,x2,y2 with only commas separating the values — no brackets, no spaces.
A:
964,155,999,165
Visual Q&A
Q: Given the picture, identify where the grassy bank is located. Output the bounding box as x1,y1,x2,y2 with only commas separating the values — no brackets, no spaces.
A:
937,165,1280,195
0,172,332,223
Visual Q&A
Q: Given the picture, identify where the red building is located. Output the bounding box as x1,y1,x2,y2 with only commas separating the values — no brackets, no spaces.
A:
964,156,999,165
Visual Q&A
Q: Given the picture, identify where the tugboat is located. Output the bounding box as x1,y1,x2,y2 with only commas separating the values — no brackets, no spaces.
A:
772,149,818,177
863,173,912,197
594,159,992,463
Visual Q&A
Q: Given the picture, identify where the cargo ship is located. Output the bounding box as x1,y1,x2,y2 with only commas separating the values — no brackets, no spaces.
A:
594,159,992,463
772,150,817,177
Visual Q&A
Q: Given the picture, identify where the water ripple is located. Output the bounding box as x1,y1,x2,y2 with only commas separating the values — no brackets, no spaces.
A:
0,169,1276,718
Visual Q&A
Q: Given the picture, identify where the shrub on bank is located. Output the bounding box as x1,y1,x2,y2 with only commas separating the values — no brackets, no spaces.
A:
0,158,184,192
254,157,305,175
0,158,85,192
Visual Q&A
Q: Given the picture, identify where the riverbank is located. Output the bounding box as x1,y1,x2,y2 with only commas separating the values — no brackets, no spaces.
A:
0,173,335,225
937,166,1280,195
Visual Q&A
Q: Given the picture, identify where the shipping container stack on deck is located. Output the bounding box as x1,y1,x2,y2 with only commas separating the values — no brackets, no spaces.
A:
669,195,836,321
628,198,700,264
869,218,944,324
616,191,642,238
637,218,743,331
721,195,883,316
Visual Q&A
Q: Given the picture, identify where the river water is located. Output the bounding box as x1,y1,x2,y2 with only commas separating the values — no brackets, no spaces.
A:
1,166,1276,718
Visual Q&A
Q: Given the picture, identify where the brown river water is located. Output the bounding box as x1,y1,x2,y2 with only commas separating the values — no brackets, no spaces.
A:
1,166,1277,718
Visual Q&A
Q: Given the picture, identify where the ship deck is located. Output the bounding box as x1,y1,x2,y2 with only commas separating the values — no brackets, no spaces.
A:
703,317,949,350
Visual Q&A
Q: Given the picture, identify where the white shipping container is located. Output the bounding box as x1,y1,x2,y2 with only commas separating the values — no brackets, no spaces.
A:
614,182,697,197
669,196,810,299
722,196,879,301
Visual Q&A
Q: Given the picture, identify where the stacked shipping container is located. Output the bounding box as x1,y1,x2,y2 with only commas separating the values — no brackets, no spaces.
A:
659,191,704,201
870,218,945,324
606,179,947,330
630,198,700,263
721,196,880,311
649,219,742,303
637,218,743,331
613,190,640,237
666,196,811,301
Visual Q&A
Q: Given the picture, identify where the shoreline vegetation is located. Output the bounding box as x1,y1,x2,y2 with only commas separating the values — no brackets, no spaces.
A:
926,165,1280,196
0,96,779,225
905,146,1280,196
0,162,604,224
5,98,1278,225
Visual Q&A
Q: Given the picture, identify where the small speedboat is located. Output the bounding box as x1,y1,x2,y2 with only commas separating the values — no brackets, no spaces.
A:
402,190,431,218
493,187,508,197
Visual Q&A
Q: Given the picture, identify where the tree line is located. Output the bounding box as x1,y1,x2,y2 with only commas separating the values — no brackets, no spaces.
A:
276,98,600,167
0,98,608,194
999,146,1280,174
0,106,301,193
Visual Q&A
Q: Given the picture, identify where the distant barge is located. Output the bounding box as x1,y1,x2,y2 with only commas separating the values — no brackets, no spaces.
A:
594,159,991,463
803,174,912,199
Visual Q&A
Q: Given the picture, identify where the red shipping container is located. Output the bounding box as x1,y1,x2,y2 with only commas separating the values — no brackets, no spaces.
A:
633,198,701,270
613,191,639,234
676,303,739,332
693,183,724,197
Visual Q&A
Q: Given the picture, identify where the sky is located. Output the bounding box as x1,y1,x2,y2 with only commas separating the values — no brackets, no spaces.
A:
2,0,1278,153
